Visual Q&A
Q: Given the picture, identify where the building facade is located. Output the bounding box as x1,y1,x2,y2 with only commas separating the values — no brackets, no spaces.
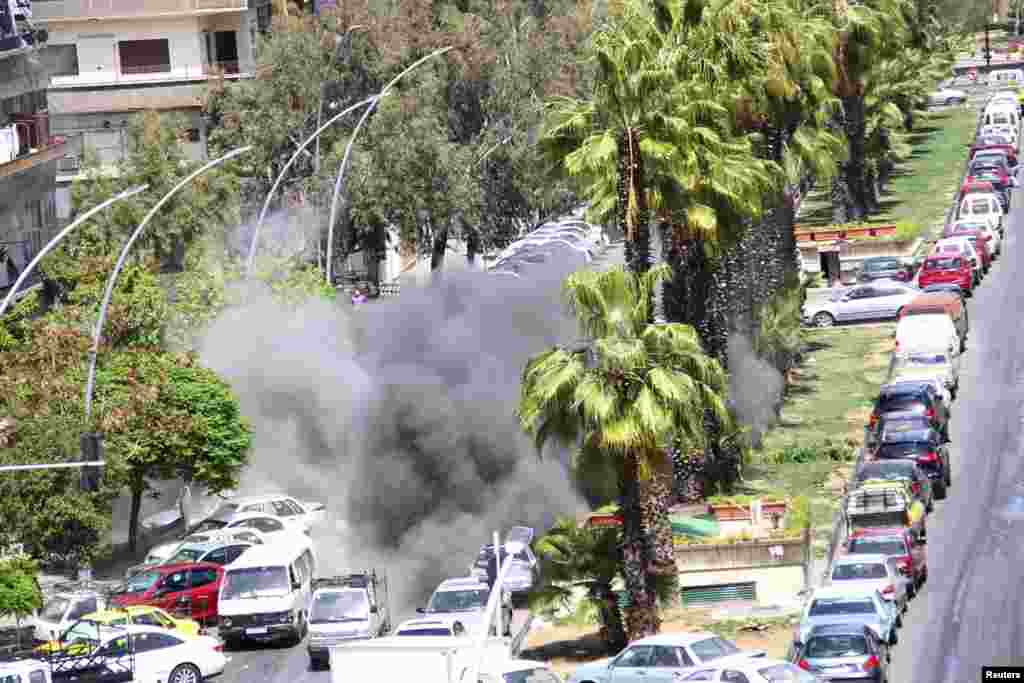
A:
0,0,65,301
33,0,270,183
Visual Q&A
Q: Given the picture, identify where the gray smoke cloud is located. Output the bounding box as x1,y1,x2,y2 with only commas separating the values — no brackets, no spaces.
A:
726,334,784,447
198,261,588,613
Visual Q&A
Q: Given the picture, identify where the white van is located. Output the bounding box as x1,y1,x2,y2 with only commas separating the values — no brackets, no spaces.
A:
989,69,1024,87
895,313,960,356
216,535,316,647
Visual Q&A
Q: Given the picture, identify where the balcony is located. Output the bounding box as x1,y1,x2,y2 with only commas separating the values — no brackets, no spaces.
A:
49,61,249,88
32,0,247,23
0,113,74,181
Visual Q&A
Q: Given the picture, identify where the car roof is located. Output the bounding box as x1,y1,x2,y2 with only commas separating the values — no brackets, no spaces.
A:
850,526,908,537
629,631,718,646
224,510,286,523
834,553,889,564
226,494,294,505
225,536,312,569
157,561,222,573
396,618,452,629
437,577,489,590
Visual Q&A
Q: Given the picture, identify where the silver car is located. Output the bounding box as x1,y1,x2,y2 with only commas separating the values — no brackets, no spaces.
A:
803,281,920,327
797,587,898,647
828,555,911,617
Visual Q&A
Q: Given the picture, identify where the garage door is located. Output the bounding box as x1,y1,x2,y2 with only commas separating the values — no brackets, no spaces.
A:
681,581,757,606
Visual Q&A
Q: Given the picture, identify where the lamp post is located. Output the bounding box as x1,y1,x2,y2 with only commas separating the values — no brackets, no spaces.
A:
83,147,253,424
245,96,377,276
324,46,453,286
0,185,149,318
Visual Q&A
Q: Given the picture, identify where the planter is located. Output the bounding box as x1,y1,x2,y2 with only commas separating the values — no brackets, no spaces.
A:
709,504,752,522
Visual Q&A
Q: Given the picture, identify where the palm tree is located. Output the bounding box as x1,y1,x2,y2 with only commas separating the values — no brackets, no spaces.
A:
517,264,728,640
529,517,627,652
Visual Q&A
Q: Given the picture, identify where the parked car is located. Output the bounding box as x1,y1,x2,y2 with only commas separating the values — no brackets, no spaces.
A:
917,254,975,295
930,238,983,283
887,350,960,400
979,124,1018,149
128,528,265,579
35,606,203,655
192,494,326,534
868,381,950,442
869,424,951,500
470,526,539,606
161,538,255,568
792,624,889,682
797,587,897,647
416,576,512,637
964,159,1013,198
857,257,913,283
929,86,967,105
189,511,305,544
802,281,919,328
947,220,1001,256
852,460,934,513
31,588,109,644
844,527,927,591
566,632,768,683
898,292,968,349
109,562,224,625
827,555,911,616
957,191,1006,232
970,142,1018,169
894,313,961,358
921,283,967,299
682,659,826,682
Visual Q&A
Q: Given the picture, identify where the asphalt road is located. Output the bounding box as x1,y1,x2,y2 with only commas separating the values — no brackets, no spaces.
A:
884,189,1024,681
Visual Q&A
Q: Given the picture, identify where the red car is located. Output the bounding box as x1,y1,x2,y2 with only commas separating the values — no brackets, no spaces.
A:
918,254,974,293
944,229,993,270
110,562,223,625
842,527,927,592
969,143,1017,167
959,178,996,201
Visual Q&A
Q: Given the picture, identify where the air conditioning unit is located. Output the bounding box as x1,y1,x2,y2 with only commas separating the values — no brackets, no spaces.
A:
58,154,80,172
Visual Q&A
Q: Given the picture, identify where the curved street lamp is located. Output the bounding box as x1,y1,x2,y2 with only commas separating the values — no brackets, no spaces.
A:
245,96,378,276
83,146,253,423
325,46,453,285
0,185,150,318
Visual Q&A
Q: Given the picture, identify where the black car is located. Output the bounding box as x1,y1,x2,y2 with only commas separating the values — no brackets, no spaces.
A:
868,382,949,441
872,427,951,500
794,624,890,681
858,256,913,283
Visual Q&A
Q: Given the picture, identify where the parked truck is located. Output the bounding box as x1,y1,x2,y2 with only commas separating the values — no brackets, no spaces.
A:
307,570,391,669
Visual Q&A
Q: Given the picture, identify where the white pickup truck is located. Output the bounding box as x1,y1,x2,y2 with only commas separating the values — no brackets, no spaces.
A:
328,636,559,683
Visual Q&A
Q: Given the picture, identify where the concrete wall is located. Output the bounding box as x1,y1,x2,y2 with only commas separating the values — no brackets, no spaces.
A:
0,50,50,103
799,240,917,276
48,17,207,75
675,539,805,571
0,159,60,291
677,566,806,608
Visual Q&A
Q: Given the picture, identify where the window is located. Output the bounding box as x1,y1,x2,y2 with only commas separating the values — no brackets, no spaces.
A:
189,568,218,588
133,632,182,653
806,634,868,658
161,571,190,593
271,500,294,517
614,646,652,668
722,671,751,683
118,39,170,74
691,638,728,662
849,287,876,299
152,611,176,629
222,566,289,600
257,4,271,32
95,636,129,658
284,499,304,515
808,599,877,616
504,670,563,683
676,647,695,666
650,646,680,667
204,548,228,565
41,44,79,77
241,503,265,513
244,517,284,533
302,549,316,578
848,537,908,556
225,545,249,563
131,611,163,627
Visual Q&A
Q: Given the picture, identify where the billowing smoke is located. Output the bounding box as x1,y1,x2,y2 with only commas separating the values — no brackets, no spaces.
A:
199,261,588,613
726,334,784,448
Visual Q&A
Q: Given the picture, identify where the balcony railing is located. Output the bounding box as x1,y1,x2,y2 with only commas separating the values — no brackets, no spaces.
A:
50,61,248,87
32,0,247,22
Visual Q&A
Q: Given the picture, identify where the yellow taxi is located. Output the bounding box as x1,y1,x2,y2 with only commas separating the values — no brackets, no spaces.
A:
34,606,202,655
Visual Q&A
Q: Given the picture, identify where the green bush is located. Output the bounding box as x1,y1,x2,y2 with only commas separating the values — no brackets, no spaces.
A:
766,439,850,464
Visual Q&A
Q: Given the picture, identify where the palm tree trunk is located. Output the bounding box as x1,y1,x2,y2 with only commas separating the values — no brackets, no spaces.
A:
652,221,669,321
841,94,868,221
641,449,676,574
865,168,881,214
620,451,660,640
593,584,628,653
831,175,852,224
618,130,650,274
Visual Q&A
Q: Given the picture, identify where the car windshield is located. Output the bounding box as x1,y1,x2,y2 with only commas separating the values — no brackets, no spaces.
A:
124,571,161,594
309,590,369,623
864,259,900,272
832,562,888,580
756,663,809,681
166,548,204,564
857,462,915,481
806,635,869,658
881,429,931,444
809,599,877,616
221,566,289,599
878,442,930,459
397,627,453,636
970,199,990,212
62,620,102,643
849,538,907,556
925,257,961,270
427,588,489,612
40,597,70,622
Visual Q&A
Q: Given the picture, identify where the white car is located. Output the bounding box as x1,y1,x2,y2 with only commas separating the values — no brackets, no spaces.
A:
801,281,920,327
198,494,326,532
680,658,825,681
191,510,306,544
392,617,468,637
895,313,960,357
980,124,1018,149
129,528,266,578
929,86,967,106
957,192,1005,232
566,632,767,683
827,554,911,616
53,624,225,683
950,218,1001,256
416,577,512,637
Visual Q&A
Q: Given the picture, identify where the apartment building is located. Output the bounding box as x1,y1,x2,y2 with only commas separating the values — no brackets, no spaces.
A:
32,0,271,181
0,0,65,300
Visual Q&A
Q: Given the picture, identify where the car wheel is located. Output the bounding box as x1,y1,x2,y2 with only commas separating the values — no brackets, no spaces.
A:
169,664,201,683
812,312,835,328
934,480,948,500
